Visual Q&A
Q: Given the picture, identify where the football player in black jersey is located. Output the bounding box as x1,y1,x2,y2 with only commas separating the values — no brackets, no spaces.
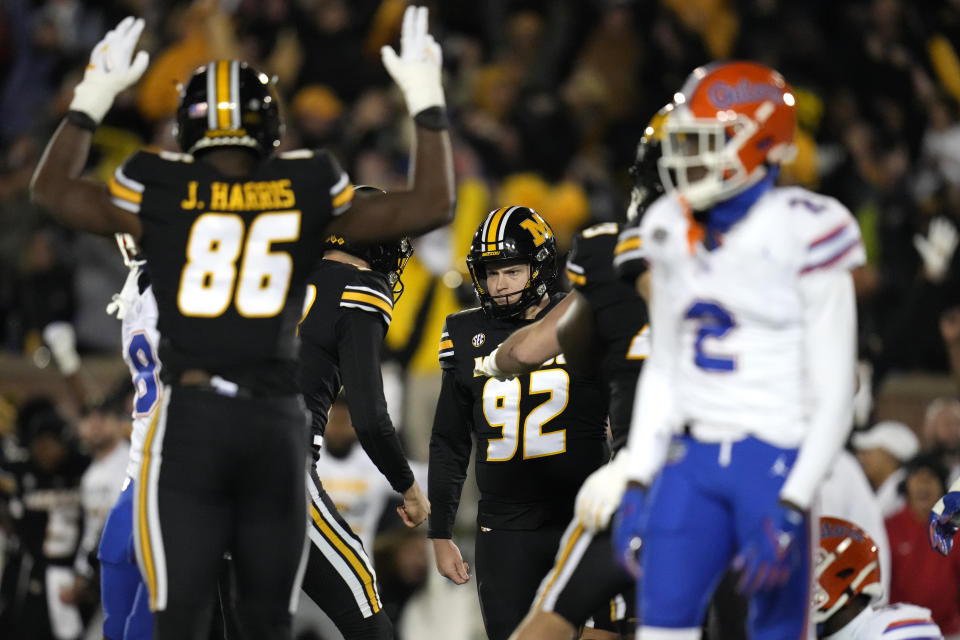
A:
427,206,610,640
297,185,427,638
473,112,667,640
30,9,453,640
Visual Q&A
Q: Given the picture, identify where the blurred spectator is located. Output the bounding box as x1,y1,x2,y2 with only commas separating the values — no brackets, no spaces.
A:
60,385,132,618
0,397,88,640
886,453,960,636
853,420,920,517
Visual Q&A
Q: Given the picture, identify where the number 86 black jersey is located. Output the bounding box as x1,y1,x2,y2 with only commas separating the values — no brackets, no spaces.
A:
110,148,353,391
427,296,609,537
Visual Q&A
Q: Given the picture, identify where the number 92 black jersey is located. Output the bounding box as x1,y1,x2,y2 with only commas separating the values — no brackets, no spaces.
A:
565,222,650,452
110,148,353,392
428,295,609,536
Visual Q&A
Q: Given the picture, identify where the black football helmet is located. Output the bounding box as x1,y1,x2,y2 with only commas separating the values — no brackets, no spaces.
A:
466,206,558,320
175,60,282,157
324,186,414,300
626,103,670,222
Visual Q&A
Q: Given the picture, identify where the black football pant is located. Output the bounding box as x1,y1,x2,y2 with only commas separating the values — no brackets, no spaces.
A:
530,520,635,634
475,524,567,640
299,467,394,639
134,386,310,640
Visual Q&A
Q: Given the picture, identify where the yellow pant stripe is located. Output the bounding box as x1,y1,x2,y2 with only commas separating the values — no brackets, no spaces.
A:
309,503,380,613
137,406,162,609
535,523,583,609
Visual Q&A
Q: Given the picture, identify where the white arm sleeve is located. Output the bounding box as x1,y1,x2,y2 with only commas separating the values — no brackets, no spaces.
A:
625,263,682,485
779,269,857,509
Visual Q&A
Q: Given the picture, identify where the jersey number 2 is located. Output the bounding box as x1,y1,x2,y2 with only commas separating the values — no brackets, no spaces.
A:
178,211,301,318
483,369,569,461
685,300,736,372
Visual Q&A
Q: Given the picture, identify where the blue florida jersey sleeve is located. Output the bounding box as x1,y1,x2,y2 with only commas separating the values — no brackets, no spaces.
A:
566,223,649,451
114,148,354,391
428,298,609,534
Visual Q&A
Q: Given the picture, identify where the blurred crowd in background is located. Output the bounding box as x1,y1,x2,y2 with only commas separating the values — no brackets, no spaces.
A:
3,0,960,638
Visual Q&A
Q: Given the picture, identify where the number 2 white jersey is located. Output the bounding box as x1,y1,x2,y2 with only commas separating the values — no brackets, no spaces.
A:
119,266,161,479
638,187,865,447
823,602,943,640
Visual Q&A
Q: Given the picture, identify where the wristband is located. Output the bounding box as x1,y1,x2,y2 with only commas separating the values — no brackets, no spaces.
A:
413,106,449,131
65,110,98,133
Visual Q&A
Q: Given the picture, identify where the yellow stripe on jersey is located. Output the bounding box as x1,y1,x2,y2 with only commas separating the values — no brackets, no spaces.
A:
438,339,453,352
309,503,380,613
342,291,392,317
216,60,232,130
614,236,641,256
486,206,509,246
535,524,584,609
109,176,143,204
565,269,586,286
137,406,161,608
332,183,354,209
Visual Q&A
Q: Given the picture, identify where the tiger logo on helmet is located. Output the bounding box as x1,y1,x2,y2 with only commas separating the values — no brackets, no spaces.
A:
659,61,797,211
466,206,558,320
814,516,884,624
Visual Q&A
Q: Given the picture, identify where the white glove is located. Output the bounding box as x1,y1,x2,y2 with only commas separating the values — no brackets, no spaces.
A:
106,261,144,320
380,6,445,116
575,451,631,532
914,217,959,282
70,16,150,124
42,322,81,376
472,345,515,380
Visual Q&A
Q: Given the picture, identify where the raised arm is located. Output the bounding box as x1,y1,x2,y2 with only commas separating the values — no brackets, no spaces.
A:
30,17,148,239
325,6,454,242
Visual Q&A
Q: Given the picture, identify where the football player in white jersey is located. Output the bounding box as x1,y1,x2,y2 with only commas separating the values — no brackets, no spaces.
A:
816,516,943,640
97,233,158,640
613,61,865,640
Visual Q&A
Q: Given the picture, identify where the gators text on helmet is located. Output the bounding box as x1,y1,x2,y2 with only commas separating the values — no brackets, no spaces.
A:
466,206,558,320
175,60,282,157
814,516,883,624
659,61,797,211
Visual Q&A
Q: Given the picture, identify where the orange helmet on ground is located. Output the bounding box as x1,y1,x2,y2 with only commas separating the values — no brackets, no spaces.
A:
659,61,797,211
814,516,883,624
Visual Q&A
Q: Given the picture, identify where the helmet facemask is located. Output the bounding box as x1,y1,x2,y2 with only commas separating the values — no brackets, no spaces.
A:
467,207,558,321
658,112,762,212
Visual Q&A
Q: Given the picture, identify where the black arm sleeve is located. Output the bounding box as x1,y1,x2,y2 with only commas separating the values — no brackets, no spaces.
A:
336,310,415,494
427,370,474,539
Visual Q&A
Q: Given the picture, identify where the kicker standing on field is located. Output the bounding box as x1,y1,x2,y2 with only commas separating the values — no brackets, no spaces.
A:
296,185,428,639
427,207,609,640
30,8,454,640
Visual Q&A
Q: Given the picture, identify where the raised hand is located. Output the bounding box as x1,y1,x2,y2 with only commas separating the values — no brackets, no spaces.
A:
71,17,150,123
380,6,445,117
